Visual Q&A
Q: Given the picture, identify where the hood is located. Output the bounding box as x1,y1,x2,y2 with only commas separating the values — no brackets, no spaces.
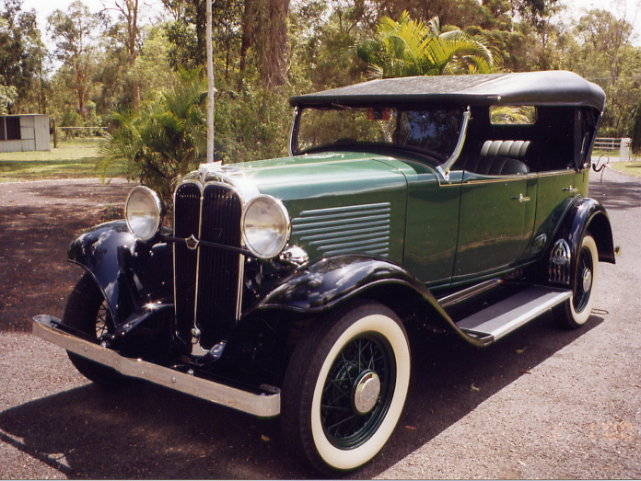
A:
199,151,412,263
228,151,408,203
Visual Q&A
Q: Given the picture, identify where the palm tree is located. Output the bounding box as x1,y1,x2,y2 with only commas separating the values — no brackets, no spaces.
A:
357,11,493,78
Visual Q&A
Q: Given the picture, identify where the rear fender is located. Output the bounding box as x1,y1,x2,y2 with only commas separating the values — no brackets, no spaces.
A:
546,197,615,288
555,197,615,264
68,221,173,325
252,255,489,347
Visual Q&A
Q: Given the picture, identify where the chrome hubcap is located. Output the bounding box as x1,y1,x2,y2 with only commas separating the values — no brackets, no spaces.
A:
353,371,381,415
582,267,592,293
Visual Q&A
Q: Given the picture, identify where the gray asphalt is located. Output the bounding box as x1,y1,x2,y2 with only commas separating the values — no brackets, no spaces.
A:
0,168,639,479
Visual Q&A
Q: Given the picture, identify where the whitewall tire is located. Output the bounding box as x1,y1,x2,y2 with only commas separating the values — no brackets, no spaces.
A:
560,234,599,328
281,302,410,472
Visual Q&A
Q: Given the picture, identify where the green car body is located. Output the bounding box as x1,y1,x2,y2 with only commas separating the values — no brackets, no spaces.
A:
224,147,589,292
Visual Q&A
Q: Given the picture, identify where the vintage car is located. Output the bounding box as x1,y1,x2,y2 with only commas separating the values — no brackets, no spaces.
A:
33,70,615,472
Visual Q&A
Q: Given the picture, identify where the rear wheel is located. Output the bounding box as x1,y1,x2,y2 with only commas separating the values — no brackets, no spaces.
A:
63,273,126,386
559,234,598,328
281,302,410,472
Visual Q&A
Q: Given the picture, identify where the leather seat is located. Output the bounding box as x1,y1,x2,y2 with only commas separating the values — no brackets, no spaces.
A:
483,156,530,175
465,140,530,175
480,140,530,158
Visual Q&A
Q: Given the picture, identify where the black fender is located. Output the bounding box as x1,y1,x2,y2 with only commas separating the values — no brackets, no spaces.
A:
252,255,489,347
555,196,615,265
68,220,173,326
545,196,615,288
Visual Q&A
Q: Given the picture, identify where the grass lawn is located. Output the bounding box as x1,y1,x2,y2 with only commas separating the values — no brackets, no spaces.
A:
610,160,641,178
0,138,125,182
591,149,619,158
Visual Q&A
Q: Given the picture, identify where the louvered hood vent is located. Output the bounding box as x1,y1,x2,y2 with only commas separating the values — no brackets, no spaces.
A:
291,202,391,258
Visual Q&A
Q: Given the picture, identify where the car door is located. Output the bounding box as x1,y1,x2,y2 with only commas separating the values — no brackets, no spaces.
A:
530,169,587,253
402,163,463,287
453,170,537,279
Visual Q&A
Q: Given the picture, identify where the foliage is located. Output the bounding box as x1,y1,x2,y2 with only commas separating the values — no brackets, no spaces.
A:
630,102,641,155
48,1,104,117
0,84,16,114
5,0,641,185
356,11,493,78
0,0,45,113
101,70,206,202
214,87,291,163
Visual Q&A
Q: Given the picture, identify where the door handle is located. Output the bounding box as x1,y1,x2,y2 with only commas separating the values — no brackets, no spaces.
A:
563,185,579,193
512,193,531,203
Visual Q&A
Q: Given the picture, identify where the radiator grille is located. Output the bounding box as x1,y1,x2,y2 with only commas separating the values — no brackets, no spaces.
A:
291,202,391,257
173,182,201,344
196,183,243,347
173,181,242,349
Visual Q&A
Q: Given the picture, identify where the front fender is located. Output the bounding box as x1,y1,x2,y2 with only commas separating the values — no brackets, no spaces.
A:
253,255,489,347
68,221,173,324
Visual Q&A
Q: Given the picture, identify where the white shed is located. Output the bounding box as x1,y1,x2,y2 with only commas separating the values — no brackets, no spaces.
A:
0,114,50,152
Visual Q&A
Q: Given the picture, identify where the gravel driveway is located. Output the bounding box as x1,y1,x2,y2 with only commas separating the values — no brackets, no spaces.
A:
0,171,639,479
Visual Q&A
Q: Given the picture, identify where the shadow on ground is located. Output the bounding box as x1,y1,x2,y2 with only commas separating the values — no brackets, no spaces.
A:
0,313,602,479
0,181,132,332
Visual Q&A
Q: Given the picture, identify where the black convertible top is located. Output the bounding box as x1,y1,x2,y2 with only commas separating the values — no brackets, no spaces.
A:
290,70,605,112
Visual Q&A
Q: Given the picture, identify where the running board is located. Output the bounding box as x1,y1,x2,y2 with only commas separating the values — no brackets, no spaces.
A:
456,285,572,342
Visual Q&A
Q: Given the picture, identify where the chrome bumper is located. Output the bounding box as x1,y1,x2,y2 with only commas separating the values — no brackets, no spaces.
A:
32,315,281,417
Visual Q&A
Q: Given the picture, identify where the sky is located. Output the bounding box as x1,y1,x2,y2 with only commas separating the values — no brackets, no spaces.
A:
22,0,641,47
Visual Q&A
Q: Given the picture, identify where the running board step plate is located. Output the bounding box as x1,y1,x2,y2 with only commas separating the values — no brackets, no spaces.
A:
456,285,572,342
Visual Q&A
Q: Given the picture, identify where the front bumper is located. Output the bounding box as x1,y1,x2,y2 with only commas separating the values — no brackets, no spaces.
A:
32,315,281,417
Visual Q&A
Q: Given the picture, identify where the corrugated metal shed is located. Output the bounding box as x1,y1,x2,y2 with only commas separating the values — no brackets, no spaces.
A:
0,114,50,152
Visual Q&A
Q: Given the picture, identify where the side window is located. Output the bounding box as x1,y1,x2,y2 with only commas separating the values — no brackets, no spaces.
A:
490,106,536,125
395,108,463,158
460,105,534,176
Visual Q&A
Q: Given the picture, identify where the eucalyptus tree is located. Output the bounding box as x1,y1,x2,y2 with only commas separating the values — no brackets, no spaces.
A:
48,1,105,118
0,0,45,113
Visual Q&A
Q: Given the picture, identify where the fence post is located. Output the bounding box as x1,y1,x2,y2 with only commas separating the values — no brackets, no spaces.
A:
620,138,631,161
51,118,57,148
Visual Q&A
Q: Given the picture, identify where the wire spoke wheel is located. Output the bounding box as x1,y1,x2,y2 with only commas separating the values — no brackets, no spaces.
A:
63,273,126,386
573,245,594,313
95,301,111,340
560,235,599,329
320,334,395,449
281,302,410,472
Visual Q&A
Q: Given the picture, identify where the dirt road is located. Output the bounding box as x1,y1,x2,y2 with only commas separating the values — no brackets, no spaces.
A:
0,172,639,479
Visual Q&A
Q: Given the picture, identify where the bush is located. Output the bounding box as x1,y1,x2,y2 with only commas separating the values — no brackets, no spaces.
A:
101,69,206,203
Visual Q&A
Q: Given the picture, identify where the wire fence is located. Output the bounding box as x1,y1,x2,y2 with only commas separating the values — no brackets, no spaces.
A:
57,126,108,139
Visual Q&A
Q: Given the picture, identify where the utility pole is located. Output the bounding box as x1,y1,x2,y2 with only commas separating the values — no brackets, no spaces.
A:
206,0,214,163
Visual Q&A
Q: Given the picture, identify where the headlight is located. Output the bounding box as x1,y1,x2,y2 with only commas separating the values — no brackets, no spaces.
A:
125,186,163,241
242,195,290,259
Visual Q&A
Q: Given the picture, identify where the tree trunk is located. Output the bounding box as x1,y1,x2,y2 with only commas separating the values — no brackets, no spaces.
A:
255,0,290,88
238,0,257,88
194,0,206,67
115,0,141,109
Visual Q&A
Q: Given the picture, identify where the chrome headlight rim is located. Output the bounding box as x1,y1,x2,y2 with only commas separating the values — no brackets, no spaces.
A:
241,194,291,260
125,185,164,241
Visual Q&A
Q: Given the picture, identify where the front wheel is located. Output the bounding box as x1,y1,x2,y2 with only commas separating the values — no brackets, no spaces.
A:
281,302,410,472
559,234,599,328
63,273,127,386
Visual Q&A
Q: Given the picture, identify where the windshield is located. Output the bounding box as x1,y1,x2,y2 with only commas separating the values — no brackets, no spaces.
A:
294,105,464,161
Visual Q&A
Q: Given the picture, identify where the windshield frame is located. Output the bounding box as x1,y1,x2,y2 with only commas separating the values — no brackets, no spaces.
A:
289,104,471,169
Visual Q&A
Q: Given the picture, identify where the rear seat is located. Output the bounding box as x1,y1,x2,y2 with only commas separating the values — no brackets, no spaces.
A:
480,140,530,158
465,140,531,175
